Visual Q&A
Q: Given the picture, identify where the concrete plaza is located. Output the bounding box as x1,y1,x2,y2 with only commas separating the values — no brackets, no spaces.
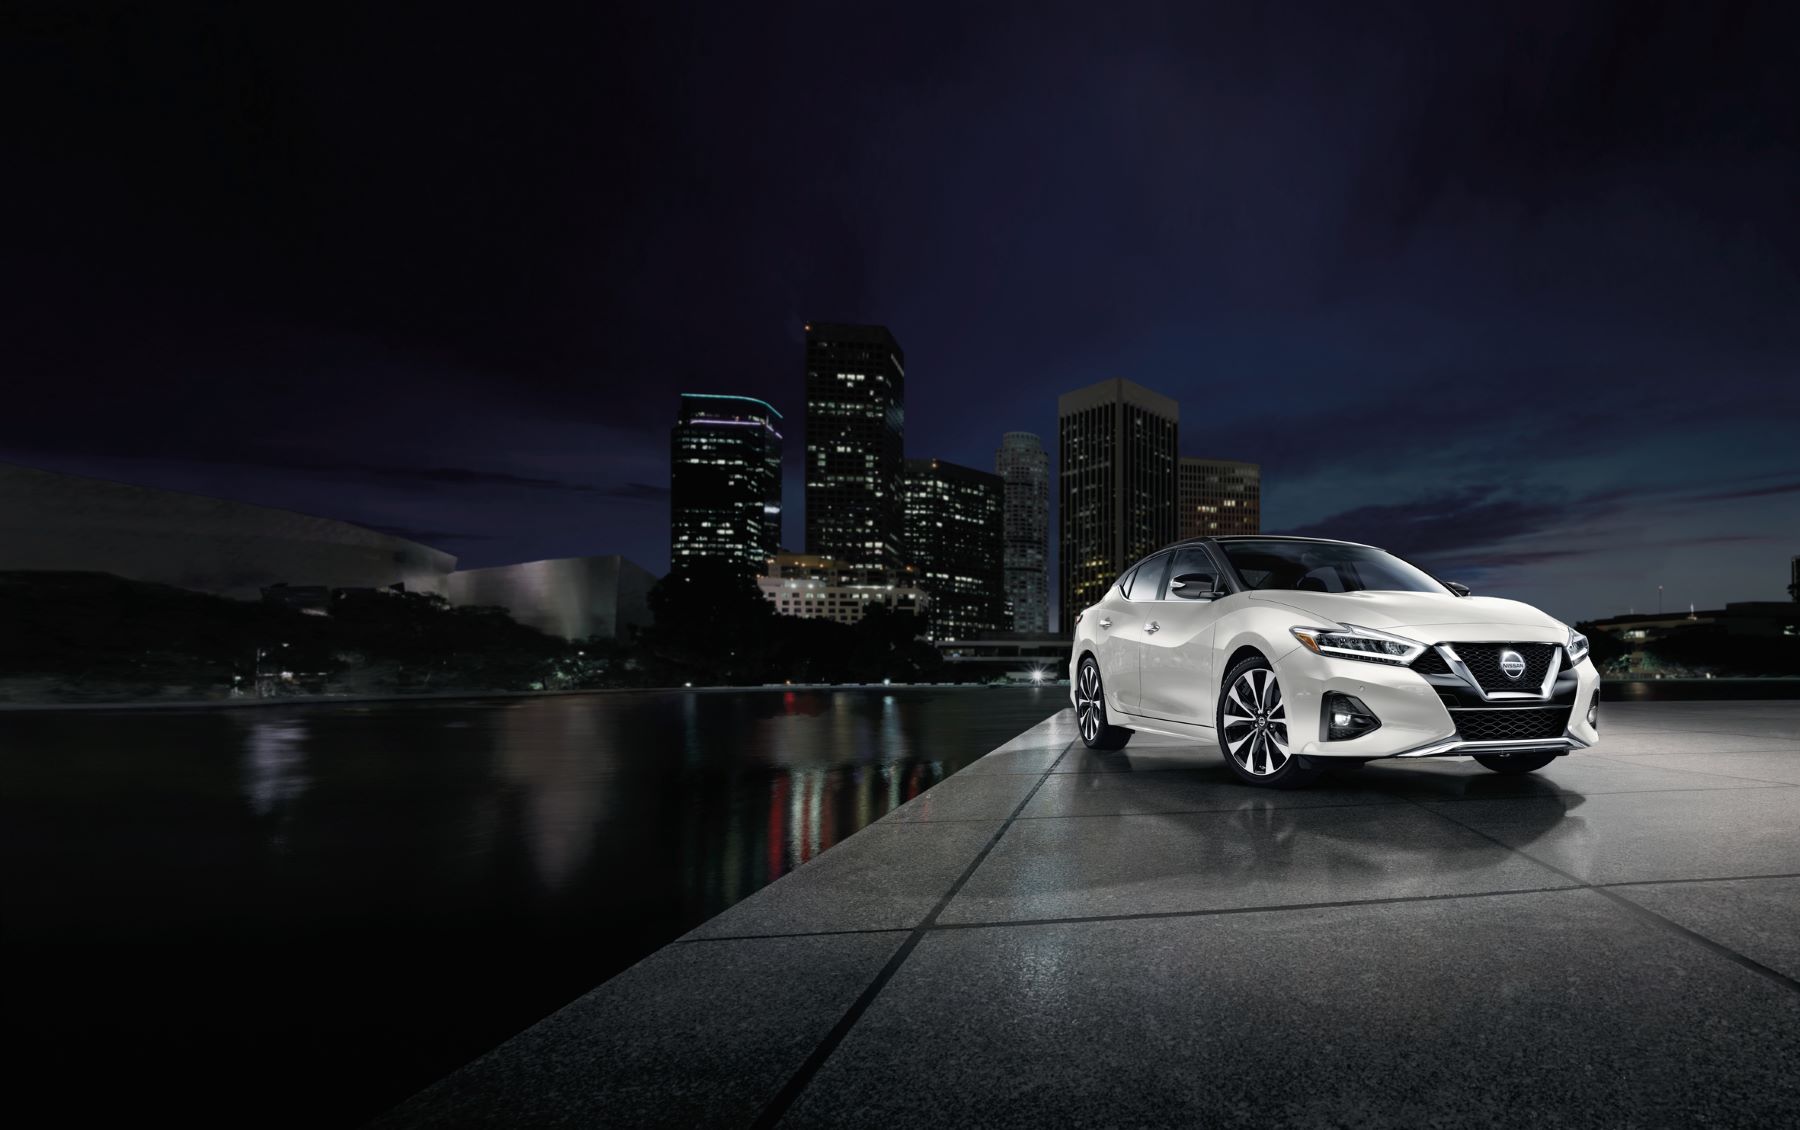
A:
382,701,1800,1128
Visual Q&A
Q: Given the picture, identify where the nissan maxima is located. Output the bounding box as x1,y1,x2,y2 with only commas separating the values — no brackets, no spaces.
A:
1068,536,1601,788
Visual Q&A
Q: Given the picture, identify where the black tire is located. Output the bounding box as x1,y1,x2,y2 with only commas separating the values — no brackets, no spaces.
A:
1474,752,1559,774
1216,654,1323,789
1075,656,1132,751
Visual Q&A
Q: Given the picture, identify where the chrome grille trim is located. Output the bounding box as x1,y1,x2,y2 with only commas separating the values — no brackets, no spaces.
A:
1438,643,1563,702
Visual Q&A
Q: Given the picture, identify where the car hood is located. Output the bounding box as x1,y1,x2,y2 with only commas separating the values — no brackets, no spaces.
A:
1248,590,1564,637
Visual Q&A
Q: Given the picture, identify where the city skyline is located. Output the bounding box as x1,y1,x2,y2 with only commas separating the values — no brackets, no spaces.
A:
8,6,1800,626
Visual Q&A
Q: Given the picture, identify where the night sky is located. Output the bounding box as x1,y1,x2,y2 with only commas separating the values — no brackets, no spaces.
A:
6,2,1798,625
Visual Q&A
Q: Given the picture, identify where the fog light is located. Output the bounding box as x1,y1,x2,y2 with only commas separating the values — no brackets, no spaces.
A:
1322,693,1381,742
1587,691,1599,730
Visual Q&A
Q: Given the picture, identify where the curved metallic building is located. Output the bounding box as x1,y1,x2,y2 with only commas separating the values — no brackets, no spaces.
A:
0,463,455,598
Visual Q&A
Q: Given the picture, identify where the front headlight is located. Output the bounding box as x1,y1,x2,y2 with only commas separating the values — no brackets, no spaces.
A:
1290,623,1427,666
1566,627,1590,665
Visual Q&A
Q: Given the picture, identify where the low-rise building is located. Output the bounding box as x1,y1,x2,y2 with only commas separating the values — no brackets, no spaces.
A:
757,553,928,626
1587,603,1799,642
934,632,1072,682
448,555,655,640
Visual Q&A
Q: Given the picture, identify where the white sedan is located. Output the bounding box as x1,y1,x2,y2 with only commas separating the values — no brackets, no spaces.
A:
1069,536,1601,788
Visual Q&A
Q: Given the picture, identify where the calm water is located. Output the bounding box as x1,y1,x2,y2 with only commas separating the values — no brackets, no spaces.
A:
0,686,1060,1127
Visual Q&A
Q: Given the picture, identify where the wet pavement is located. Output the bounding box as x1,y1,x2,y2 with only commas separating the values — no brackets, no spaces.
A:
380,701,1800,1128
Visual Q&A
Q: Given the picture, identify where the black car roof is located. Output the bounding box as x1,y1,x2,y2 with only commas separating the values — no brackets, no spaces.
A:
1175,534,1382,551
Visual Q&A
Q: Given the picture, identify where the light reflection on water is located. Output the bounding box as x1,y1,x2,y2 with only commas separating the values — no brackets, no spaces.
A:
0,685,1057,1130
241,716,309,817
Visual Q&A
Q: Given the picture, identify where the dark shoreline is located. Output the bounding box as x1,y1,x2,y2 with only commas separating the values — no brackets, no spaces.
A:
4,677,1800,711
0,681,1028,712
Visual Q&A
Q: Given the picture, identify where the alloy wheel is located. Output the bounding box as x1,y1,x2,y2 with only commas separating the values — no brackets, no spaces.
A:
1221,667,1291,776
1077,661,1104,742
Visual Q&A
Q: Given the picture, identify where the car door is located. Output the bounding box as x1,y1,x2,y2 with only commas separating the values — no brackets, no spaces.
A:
1136,545,1232,725
1095,552,1168,715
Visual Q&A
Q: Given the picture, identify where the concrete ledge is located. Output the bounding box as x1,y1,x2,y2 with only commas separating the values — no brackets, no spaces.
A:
379,704,1800,1128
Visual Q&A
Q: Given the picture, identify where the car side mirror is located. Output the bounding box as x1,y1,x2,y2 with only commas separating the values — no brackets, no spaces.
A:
1169,573,1224,600
1446,581,1471,597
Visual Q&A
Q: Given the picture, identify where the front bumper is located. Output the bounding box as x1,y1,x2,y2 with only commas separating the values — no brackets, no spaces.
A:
1273,642,1601,760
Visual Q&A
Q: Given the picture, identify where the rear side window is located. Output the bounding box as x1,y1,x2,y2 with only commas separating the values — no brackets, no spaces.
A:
1116,566,1139,598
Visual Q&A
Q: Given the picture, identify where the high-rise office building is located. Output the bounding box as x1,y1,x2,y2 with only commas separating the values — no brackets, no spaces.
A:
1058,379,1179,632
669,393,783,577
995,432,1049,632
1179,457,1262,539
902,458,1005,641
804,323,905,570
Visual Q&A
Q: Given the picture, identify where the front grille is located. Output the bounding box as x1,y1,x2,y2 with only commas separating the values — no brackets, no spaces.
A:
1411,648,1452,675
1453,706,1571,742
1450,643,1559,692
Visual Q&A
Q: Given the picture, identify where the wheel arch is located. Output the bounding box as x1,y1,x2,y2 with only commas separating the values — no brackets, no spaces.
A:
1220,644,1268,692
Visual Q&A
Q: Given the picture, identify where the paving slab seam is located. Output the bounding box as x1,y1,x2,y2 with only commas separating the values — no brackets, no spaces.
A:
674,926,914,945
1014,780,1793,823
1579,753,1800,788
1598,726,1800,742
675,870,1800,945
1412,797,1800,998
1013,798,1416,819
746,737,1078,1130
1601,870,1800,889
927,882,1582,933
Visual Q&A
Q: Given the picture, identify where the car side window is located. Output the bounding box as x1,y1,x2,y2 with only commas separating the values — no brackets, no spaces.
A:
1127,552,1169,601
1116,565,1139,598
1158,547,1218,600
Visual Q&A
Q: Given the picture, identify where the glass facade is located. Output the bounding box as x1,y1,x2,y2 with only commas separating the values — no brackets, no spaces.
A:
1057,379,1179,633
804,323,906,570
902,457,1005,641
669,393,783,577
995,432,1049,633
1178,457,1262,539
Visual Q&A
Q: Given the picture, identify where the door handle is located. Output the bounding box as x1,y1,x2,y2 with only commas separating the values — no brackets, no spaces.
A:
1146,621,1160,634
1098,616,1112,630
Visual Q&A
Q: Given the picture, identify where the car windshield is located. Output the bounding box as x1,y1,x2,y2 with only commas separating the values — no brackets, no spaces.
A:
1216,540,1449,595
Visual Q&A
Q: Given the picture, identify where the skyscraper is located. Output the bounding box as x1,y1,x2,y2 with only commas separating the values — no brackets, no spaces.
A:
1058,378,1179,632
669,393,783,577
902,457,1004,640
804,323,905,569
1179,457,1262,539
995,432,1049,632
